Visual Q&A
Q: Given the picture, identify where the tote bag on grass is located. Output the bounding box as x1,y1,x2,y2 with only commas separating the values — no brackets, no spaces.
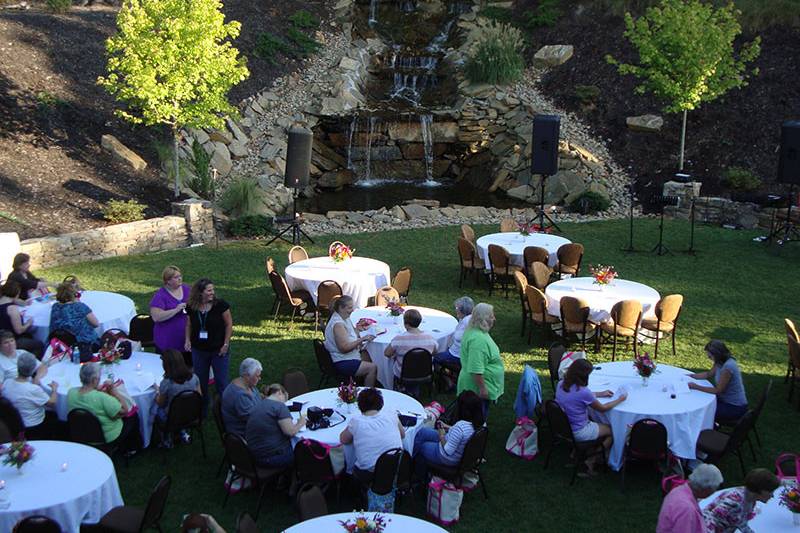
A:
427,476,463,526
505,417,539,460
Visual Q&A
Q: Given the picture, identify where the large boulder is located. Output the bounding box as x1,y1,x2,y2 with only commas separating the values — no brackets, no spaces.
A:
626,114,664,133
533,45,574,68
101,134,147,171
209,142,232,177
317,169,355,189
531,170,585,205
401,203,432,219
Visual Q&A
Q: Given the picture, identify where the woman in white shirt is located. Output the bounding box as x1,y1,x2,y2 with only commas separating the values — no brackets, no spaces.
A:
323,296,377,386
0,330,31,382
3,351,62,439
340,387,405,485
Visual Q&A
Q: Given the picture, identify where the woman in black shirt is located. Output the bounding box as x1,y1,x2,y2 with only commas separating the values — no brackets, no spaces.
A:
0,281,44,356
7,253,50,301
184,278,232,415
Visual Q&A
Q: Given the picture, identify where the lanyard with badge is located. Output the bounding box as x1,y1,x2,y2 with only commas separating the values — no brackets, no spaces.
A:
197,308,209,340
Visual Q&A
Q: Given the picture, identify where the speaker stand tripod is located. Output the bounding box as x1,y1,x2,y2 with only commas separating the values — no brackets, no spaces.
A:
266,190,314,246
529,175,561,232
682,198,698,255
621,184,638,253
765,184,800,245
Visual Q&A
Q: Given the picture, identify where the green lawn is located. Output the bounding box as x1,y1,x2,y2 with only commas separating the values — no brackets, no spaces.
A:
41,218,800,532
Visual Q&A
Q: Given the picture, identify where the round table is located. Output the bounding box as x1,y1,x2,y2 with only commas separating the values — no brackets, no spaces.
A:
289,388,424,474
587,361,716,471
47,352,162,447
351,306,458,390
701,487,799,532
285,257,391,309
545,277,661,324
0,440,123,533
25,290,138,344
283,512,447,532
475,232,571,268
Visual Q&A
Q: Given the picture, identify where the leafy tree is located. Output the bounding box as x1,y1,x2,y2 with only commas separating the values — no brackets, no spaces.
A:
607,0,760,170
98,0,249,197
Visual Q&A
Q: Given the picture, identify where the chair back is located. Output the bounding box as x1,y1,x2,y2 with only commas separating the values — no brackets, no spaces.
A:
235,511,259,533
458,427,489,476
317,280,343,313
12,515,61,533
47,329,77,348
128,314,155,346
460,224,476,244
513,271,528,298
653,294,683,325
313,339,338,378
288,246,309,265
725,410,756,454
296,483,328,521
545,399,576,443
523,246,550,271
457,238,476,266
224,433,259,480
141,475,172,530
611,300,642,330
265,257,276,276
269,270,294,304
786,318,800,343
375,286,401,307
67,408,106,446
0,397,25,439
560,296,590,329
212,396,226,442
294,438,336,483
400,348,433,382
165,390,203,430
525,285,549,319
392,267,412,297
547,343,567,393
500,218,517,232
282,368,309,399
557,243,584,272
790,336,800,368
627,419,668,460
753,379,772,418
0,420,12,443
487,244,510,272
371,448,412,495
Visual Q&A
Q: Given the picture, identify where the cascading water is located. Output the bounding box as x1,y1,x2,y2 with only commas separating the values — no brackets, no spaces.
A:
420,114,437,186
368,0,378,26
346,115,357,171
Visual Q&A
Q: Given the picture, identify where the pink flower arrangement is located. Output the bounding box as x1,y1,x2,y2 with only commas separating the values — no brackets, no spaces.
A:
337,377,359,405
329,241,355,263
339,513,388,533
633,353,657,378
97,346,122,365
386,300,405,317
589,264,617,285
517,221,551,235
2,440,35,470
780,486,800,513
355,318,376,330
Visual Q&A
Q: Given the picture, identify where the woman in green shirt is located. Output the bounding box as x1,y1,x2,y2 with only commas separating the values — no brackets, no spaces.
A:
456,303,504,417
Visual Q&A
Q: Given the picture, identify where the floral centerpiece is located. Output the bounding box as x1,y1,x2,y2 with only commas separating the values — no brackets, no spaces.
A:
589,264,617,286
337,377,359,409
97,346,122,365
633,353,657,386
518,221,552,236
355,318,377,330
339,513,388,533
329,241,355,263
2,440,35,471
386,300,404,317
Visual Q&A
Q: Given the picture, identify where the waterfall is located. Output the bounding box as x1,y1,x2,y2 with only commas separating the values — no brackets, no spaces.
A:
346,116,357,171
399,0,415,13
420,114,436,185
427,19,454,52
369,0,378,26
364,115,377,182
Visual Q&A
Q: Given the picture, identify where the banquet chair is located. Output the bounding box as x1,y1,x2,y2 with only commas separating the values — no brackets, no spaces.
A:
98,475,171,533
457,237,484,287
499,217,517,232
559,296,596,351
13,515,61,533
513,271,529,337
235,512,259,533
156,390,206,464
487,244,521,298
460,224,476,245
212,396,229,477
640,294,683,358
696,410,755,477
717,379,772,452
296,483,328,522
223,433,288,520
315,280,343,334
67,408,121,463
313,339,351,388
269,270,314,322
375,286,401,307
0,397,25,439
523,245,551,277
526,285,561,346
547,342,567,395
127,314,155,349
47,329,77,350
428,427,489,499
395,348,434,399
368,448,413,506
785,318,799,388
597,299,642,361
282,368,309,399
529,262,552,291
294,438,340,503
288,245,309,265
619,418,668,491
0,420,12,443
392,267,413,303
788,336,800,408
265,257,278,304
543,399,605,485
553,243,584,279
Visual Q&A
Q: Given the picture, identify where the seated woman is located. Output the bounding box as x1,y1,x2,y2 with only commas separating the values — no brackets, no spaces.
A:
413,390,483,480
384,308,437,396
67,362,140,452
221,358,263,438
703,468,780,533
323,296,377,386
155,349,201,447
688,340,748,422
433,296,473,369
49,281,100,357
3,351,62,440
0,330,38,381
555,358,627,476
6,253,50,302
245,384,307,468
0,281,43,356
657,464,723,533
340,387,405,485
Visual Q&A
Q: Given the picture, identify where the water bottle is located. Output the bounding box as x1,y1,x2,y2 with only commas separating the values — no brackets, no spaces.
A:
72,346,80,364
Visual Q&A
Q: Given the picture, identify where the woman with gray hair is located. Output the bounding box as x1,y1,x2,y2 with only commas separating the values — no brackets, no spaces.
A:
434,296,474,370
456,303,505,416
221,357,263,437
657,463,723,532
2,352,62,439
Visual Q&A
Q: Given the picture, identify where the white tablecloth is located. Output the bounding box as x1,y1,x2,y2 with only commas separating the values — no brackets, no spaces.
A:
0,440,123,533
587,361,716,471
284,512,447,532
25,290,137,344
289,388,423,474
350,306,458,390
701,487,799,532
285,257,391,309
475,232,571,268
47,352,162,447
0,233,21,282
545,277,661,324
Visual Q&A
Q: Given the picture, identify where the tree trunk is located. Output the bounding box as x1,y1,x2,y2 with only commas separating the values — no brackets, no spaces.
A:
172,127,180,198
678,109,687,171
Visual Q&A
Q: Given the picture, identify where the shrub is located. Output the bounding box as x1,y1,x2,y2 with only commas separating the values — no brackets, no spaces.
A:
287,27,322,57
569,191,611,214
254,32,294,65
465,22,525,85
220,177,261,217
523,0,562,28
229,215,273,238
723,166,761,191
574,84,601,105
183,139,215,200
478,6,514,24
289,9,319,30
46,0,71,13
103,199,146,224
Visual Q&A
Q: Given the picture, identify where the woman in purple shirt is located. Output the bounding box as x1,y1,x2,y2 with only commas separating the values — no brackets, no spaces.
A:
149,266,191,365
555,359,627,475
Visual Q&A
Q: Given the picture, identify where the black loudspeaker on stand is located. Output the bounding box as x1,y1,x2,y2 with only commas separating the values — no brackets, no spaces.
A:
266,127,315,247
650,195,679,256
765,120,800,245
529,114,562,232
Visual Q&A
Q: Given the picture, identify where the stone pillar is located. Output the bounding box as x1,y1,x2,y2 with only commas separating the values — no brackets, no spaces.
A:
663,180,702,219
172,199,215,245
